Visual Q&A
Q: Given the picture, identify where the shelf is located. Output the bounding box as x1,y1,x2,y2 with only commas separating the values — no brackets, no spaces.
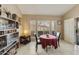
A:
0,29,4,31
0,35,6,37
0,28,17,32
0,32,18,37
0,14,19,55
0,40,16,52
2,41,16,55
0,16,19,23
4,28,17,31
5,32,19,35
0,41,16,55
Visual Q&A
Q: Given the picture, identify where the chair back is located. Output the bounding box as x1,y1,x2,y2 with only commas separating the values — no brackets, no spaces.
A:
56,32,61,41
44,31,49,34
52,31,57,36
34,33,38,43
38,31,43,37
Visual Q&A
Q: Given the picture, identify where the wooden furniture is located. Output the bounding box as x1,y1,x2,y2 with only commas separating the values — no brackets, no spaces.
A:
34,33,41,52
20,35,31,45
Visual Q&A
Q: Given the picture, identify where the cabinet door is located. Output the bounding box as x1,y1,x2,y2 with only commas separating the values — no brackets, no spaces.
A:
64,18,76,44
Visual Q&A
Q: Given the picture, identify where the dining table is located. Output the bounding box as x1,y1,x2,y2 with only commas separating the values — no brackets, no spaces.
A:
39,34,58,49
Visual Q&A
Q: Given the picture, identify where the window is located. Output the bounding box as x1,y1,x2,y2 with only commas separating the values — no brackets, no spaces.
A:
30,19,56,37
30,20,36,36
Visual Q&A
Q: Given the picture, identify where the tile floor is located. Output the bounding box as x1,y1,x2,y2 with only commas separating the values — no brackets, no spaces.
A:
16,40,79,55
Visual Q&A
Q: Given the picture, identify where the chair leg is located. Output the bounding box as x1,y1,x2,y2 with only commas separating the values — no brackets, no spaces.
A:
36,44,38,52
58,41,60,47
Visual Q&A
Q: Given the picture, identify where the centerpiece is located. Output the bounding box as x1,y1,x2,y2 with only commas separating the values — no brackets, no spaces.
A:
46,34,49,38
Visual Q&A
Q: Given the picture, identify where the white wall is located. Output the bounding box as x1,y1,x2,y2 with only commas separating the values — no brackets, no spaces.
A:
63,5,79,19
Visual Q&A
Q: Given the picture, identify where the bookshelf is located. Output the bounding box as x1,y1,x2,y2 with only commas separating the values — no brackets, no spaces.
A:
0,4,20,55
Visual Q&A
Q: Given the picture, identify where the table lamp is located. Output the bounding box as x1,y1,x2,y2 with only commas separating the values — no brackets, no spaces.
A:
23,30,28,36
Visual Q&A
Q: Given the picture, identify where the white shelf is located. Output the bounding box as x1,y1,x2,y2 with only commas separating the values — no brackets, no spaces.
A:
0,16,19,23
0,40,16,54
2,41,16,55
0,15,19,55
0,35,6,37
0,29,16,32
4,28,17,31
0,32,18,37
5,32,18,35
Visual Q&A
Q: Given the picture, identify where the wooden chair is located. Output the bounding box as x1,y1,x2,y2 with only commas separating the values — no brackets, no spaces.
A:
34,33,41,52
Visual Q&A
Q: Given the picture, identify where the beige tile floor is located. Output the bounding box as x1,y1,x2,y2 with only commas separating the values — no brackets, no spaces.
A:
16,40,79,55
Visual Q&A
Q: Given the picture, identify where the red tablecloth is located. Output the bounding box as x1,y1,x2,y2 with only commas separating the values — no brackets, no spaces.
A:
40,34,58,49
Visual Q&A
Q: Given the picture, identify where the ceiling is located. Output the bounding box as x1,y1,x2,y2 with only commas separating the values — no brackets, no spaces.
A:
17,4,75,16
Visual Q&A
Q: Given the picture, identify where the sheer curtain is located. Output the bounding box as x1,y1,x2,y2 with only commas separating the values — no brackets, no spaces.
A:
30,20,36,36
30,19,56,37
37,20,50,35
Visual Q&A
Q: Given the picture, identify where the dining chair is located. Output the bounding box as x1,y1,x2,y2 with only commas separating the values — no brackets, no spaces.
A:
44,31,49,34
38,31,43,37
34,33,41,52
56,32,61,46
52,31,57,36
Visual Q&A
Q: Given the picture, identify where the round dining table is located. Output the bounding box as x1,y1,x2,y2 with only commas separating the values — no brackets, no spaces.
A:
39,34,58,49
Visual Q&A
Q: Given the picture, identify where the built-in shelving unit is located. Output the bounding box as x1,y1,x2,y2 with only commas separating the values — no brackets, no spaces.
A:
0,16,18,22
0,4,20,55
0,41,16,55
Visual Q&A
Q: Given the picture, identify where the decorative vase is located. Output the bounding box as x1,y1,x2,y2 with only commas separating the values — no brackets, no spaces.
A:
12,14,17,20
46,34,49,38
